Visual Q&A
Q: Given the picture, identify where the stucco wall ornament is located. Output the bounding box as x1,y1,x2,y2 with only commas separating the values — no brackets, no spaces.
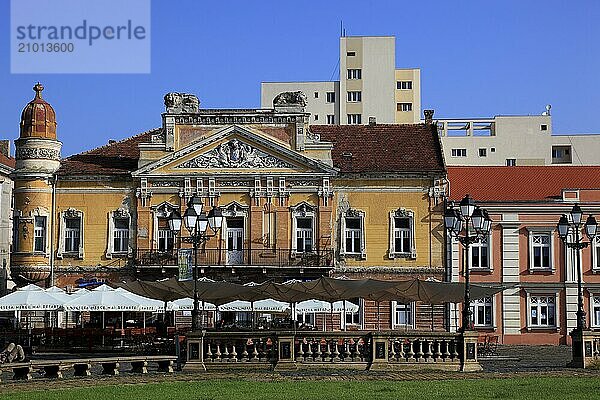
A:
175,139,293,169
163,92,200,114
273,91,307,107
16,148,60,160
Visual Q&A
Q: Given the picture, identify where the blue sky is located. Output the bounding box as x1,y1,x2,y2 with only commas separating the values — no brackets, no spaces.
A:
1,0,599,156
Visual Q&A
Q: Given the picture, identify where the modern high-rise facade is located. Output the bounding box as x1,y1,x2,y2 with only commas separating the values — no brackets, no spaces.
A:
261,36,421,125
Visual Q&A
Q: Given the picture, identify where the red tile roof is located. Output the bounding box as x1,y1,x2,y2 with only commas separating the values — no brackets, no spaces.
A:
0,154,16,169
448,166,600,202
57,129,158,176
310,124,445,174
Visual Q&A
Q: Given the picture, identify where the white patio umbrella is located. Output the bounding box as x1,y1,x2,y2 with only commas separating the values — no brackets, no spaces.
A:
114,287,166,330
220,299,289,312
0,284,64,311
63,285,141,345
44,286,72,328
70,288,89,296
167,298,216,311
295,300,359,313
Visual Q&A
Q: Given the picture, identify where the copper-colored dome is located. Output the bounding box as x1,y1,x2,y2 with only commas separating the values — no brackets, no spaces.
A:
20,83,57,139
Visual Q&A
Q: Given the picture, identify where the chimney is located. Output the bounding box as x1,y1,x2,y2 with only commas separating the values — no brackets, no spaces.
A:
0,140,9,157
424,110,434,125
368,117,376,125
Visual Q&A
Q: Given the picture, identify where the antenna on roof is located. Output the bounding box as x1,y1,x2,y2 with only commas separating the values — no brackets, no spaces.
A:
340,20,345,37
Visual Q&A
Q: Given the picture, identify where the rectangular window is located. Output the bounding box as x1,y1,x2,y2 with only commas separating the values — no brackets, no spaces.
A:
531,233,551,270
470,297,493,327
347,69,362,79
346,51,356,57
158,229,174,252
344,217,361,254
34,216,46,253
113,218,129,253
297,312,315,327
451,148,467,157
529,295,556,327
64,218,81,253
397,102,412,112
593,296,600,327
479,148,487,157
314,92,319,98
393,217,411,254
506,158,517,166
593,237,600,271
347,114,362,124
541,124,548,131
296,217,313,253
396,81,412,90
393,302,414,327
345,310,361,326
470,236,489,270
326,92,335,103
314,114,319,121
347,91,362,102
327,115,335,124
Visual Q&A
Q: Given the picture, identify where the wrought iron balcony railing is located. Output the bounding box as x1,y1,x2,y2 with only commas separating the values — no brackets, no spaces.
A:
134,248,334,269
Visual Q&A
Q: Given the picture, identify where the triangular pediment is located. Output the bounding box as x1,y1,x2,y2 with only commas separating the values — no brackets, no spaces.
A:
132,125,337,177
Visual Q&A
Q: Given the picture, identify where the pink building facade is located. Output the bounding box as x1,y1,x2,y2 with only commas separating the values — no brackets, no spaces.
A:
447,166,600,345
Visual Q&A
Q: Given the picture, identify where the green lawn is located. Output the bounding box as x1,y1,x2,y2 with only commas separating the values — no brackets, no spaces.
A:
3,377,600,400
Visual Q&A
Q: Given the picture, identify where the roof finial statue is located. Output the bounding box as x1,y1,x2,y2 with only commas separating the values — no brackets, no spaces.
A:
33,82,44,99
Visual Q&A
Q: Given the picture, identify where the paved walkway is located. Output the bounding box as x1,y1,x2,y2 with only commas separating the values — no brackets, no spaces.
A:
480,345,573,372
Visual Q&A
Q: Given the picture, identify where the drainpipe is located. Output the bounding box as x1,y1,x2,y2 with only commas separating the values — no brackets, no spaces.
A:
50,174,57,287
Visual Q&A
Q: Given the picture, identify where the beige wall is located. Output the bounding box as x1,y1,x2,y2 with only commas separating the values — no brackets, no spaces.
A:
395,69,421,124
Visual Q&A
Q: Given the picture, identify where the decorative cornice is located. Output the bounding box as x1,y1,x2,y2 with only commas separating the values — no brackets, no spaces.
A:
16,147,60,161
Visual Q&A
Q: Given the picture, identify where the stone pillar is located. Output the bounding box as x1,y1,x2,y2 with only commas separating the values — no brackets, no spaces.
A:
136,196,152,250
369,333,389,370
250,199,264,250
275,205,289,250
460,331,482,372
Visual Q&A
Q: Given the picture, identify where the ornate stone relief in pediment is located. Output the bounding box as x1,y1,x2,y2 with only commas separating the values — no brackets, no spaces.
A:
174,139,294,169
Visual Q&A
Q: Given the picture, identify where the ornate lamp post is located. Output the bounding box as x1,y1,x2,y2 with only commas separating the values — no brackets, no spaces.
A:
169,196,223,330
445,195,492,331
557,204,597,332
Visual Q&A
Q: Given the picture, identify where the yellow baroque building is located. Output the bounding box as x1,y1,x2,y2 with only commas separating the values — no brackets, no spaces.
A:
11,86,447,330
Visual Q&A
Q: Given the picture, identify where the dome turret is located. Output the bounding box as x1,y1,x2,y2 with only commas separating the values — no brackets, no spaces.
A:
20,83,57,139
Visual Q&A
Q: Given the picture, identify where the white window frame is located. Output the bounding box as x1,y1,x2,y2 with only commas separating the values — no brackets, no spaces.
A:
592,236,600,272
340,209,366,260
326,92,335,103
470,235,492,271
347,114,362,125
389,209,416,259
152,202,179,251
397,102,412,112
347,69,362,79
391,301,415,329
527,228,554,272
291,202,316,256
326,115,335,124
470,296,494,328
526,291,559,330
347,91,362,102
591,293,600,328
451,148,467,157
396,81,412,90
106,208,132,259
57,208,84,259
33,216,47,253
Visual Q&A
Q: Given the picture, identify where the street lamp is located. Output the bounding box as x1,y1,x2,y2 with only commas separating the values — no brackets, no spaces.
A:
169,196,224,330
556,204,597,332
445,195,492,331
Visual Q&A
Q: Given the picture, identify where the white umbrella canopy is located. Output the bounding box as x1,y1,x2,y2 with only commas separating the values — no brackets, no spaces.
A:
45,286,72,303
0,284,64,311
63,284,141,311
70,288,89,296
114,287,165,312
296,300,359,313
220,298,290,312
167,298,216,311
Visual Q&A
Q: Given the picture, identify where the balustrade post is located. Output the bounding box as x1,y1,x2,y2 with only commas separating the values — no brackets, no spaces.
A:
275,335,296,370
460,331,482,372
369,333,389,370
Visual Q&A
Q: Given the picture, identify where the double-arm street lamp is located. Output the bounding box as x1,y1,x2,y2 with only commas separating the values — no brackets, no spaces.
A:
557,204,597,332
445,195,492,331
169,196,224,330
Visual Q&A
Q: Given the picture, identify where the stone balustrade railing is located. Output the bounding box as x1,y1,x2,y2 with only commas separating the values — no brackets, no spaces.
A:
185,330,481,372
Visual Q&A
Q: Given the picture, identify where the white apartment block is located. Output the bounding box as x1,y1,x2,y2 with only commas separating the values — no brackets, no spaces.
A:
434,112,600,166
261,36,421,125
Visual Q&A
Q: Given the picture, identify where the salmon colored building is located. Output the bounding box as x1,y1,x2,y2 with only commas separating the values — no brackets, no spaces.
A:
448,166,600,345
